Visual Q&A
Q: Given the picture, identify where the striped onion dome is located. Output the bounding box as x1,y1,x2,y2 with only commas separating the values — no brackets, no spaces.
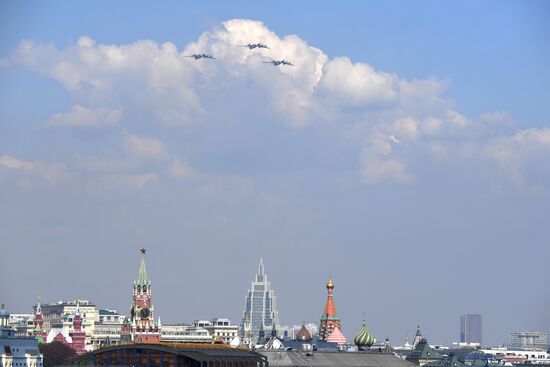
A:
354,321,375,348
326,326,347,346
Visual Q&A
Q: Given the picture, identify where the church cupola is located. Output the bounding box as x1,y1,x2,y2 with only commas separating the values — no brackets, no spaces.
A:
296,323,312,341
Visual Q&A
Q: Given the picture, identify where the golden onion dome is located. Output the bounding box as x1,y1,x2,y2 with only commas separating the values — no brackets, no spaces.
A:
326,277,334,290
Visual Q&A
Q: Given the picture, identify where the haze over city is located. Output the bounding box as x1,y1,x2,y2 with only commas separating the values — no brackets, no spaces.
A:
1,0,549,349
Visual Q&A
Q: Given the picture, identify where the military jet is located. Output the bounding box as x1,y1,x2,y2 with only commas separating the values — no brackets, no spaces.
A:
182,54,215,60
263,59,294,67
239,43,270,50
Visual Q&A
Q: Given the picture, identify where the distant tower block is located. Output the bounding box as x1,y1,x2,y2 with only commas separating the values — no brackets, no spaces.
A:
460,314,482,345
319,277,341,341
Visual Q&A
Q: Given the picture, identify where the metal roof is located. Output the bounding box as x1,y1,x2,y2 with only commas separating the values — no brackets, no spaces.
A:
260,350,418,367
73,343,267,365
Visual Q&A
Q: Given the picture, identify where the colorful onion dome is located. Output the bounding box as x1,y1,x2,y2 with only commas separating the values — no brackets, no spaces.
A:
296,324,312,341
354,321,375,348
327,325,347,346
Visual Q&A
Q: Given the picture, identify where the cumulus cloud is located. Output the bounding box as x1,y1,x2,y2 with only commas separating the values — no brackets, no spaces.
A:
170,157,197,180
483,128,550,184
446,110,469,127
122,134,167,159
7,19,550,186
13,37,201,126
360,158,414,184
0,155,69,188
74,155,138,173
480,111,514,125
85,173,159,193
46,105,123,127
318,57,398,106
393,117,418,141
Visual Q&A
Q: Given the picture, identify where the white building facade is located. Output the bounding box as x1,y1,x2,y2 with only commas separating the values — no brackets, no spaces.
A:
510,331,548,350
1,305,43,367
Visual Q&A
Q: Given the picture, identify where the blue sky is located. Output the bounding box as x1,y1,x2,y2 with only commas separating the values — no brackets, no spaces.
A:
1,1,549,346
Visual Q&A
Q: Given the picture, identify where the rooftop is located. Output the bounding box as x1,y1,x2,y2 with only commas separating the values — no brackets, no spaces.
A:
260,350,417,367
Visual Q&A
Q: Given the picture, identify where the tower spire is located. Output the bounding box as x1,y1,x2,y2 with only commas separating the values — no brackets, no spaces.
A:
36,295,42,314
75,297,80,316
258,258,264,276
138,248,148,284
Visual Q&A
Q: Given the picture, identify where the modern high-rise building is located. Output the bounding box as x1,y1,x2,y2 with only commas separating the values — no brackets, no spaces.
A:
460,314,482,345
240,258,279,340
510,331,548,350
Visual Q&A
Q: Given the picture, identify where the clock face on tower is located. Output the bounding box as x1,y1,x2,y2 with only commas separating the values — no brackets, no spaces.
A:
140,307,150,319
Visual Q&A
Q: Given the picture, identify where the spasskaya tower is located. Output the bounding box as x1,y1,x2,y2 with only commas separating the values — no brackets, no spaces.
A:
121,248,162,343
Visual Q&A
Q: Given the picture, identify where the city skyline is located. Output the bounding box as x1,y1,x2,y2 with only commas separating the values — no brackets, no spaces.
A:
1,1,549,348
2,250,545,348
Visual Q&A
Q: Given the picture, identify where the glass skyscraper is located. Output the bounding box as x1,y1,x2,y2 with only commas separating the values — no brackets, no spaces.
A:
460,314,482,345
240,258,279,340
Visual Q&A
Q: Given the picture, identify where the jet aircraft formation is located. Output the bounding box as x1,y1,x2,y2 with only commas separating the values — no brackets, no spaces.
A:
182,42,294,67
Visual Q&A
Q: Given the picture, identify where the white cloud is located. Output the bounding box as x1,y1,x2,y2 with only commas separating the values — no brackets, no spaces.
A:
122,134,167,159
0,155,69,188
393,117,418,141
483,128,550,184
170,157,197,180
318,57,398,106
8,19,550,187
429,143,448,158
74,155,138,173
421,117,443,135
480,111,514,125
46,105,123,127
446,110,469,127
13,37,201,126
359,158,414,184
513,128,550,146
85,173,159,193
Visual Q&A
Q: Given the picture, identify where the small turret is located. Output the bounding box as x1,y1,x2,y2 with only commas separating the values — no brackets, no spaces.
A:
0,304,10,327
413,325,423,347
